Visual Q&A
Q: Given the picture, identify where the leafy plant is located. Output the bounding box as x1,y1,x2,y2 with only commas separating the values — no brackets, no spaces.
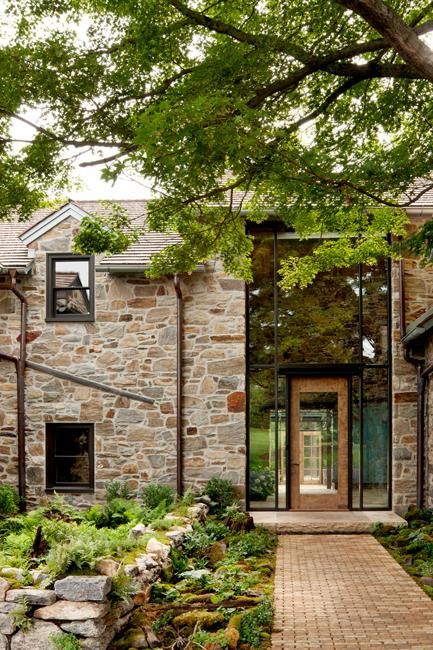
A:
49,632,81,650
170,546,189,576
141,484,175,510
228,528,277,561
110,571,136,602
238,598,273,648
9,597,31,631
0,485,20,516
104,479,134,502
249,466,275,501
204,478,236,515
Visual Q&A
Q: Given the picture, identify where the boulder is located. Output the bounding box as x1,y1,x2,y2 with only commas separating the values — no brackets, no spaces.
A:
420,576,433,586
0,579,9,601
11,620,61,650
187,503,208,521
34,600,110,621
0,633,7,650
97,559,120,577
0,568,25,583
124,564,139,577
0,603,21,614
6,588,56,606
145,538,170,562
29,571,50,586
54,576,112,602
60,618,107,637
129,523,148,539
0,612,16,635
80,628,115,650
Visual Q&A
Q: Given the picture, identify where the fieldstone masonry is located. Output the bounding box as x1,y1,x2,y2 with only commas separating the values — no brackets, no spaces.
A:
0,215,245,505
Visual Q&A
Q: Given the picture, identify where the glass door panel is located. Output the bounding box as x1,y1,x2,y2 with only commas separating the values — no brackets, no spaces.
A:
290,377,348,510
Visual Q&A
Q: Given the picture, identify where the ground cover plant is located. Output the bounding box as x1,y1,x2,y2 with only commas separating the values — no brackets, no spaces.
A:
0,479,276,649
374,505,433,598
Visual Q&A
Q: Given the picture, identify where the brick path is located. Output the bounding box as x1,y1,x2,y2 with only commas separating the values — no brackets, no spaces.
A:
272,535,433,649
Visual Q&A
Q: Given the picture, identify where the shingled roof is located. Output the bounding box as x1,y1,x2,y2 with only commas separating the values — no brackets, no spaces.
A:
1,184,433,272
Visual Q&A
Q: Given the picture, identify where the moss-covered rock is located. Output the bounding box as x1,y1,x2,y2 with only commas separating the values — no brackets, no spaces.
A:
173,610,224,629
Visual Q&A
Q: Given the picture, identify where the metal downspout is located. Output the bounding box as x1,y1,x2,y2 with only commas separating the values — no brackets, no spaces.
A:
173,274,183,496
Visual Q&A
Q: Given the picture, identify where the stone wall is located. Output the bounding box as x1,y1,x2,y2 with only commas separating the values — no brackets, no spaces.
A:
392,212,433,512
0,216,246,505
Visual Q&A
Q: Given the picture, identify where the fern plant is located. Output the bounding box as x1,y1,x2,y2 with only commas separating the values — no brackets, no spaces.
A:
50,632,82,650
9,596,31,631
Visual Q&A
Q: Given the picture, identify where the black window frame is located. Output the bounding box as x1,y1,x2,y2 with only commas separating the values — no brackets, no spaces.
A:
46,422,95,493
46,253,95,322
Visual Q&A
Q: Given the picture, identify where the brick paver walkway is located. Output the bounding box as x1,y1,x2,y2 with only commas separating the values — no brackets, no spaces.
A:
272,535,433,649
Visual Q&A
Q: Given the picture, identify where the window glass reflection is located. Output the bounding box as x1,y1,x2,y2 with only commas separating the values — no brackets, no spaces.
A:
248,232,275,365
249,370,277,508
362,368,389,507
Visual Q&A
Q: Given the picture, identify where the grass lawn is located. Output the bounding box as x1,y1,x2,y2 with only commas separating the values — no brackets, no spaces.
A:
250,427,270,465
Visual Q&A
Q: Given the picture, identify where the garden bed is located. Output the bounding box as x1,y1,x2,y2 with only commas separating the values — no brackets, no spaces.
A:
374,506,433,599
0,479,276,649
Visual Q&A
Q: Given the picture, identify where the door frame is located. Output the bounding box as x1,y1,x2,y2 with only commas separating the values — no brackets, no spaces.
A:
282,366,356,511
289,376,349,511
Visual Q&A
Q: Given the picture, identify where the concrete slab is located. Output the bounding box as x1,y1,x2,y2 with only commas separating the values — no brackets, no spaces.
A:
252,510,406,533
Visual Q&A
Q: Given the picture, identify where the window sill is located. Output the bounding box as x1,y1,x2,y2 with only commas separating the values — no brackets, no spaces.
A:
45,487,94,494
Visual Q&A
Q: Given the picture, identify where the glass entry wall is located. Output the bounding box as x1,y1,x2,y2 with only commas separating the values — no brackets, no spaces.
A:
246,225,391,510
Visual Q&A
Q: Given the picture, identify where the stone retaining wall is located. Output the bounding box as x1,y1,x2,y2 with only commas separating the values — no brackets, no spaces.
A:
0,503,207,650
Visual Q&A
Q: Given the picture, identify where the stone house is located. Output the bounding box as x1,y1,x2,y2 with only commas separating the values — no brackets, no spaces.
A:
0,195,433,514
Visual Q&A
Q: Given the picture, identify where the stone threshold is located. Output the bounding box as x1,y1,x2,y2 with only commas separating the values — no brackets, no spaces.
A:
251,510,406,534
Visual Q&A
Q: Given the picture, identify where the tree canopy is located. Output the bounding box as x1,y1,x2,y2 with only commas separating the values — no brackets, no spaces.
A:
2,0,433,284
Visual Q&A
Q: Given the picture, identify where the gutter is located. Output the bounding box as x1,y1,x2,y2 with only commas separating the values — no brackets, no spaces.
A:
0,271,28,510
173,274,183,496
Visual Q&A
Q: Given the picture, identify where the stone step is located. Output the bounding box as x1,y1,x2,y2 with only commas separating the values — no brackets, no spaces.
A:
251,510,407,534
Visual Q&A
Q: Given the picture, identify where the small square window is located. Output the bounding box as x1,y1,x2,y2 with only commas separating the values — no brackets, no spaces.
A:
46,254,95,321
46,423,94,492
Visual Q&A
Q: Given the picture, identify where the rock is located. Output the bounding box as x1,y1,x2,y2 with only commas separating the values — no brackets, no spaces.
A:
165,528,189,545
1,568,25,583
207,541,227,565
187,503,208,521
34,600,110,621
0,603,21,614
0,633,7,650
54,576,112,602
78,629,115,650
113,611,133,634
115,596,134,617
144,624,160,648
195,495,212,506
60,618,107,637
118,627,149,648
29,571,50,586
133,586,152,606
0,579,9,601
129,523,148,539
11,620,61,650
179,569,211,580
97,559,120,577
6,588,56,606
145,539,170,562
420,576,433,586
173,610,224,629
0,611,16,634
124,564,139,577
136,554,159,571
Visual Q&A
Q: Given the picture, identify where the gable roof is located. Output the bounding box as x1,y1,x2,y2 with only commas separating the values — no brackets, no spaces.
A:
1,183,433,273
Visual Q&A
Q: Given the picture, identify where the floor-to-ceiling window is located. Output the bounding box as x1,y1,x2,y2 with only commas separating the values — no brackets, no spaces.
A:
246,226,391,510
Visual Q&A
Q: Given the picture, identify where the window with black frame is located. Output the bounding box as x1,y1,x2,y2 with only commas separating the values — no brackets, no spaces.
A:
46,423,94,491
46,254,94,321
247,226,391,510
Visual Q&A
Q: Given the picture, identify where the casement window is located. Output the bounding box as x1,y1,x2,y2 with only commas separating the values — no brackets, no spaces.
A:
46,423,94,492
46,254,95,321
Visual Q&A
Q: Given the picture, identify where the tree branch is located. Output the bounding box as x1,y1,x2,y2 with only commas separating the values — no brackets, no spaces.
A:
336,0,433,81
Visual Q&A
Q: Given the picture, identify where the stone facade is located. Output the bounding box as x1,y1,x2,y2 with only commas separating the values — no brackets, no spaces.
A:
391,212,433,512
0,214,245,505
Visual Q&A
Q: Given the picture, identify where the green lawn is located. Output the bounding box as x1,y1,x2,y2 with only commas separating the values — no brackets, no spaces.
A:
250,427,269,465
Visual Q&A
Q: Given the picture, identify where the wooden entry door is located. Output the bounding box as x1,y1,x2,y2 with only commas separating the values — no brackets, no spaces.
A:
290,377,348,510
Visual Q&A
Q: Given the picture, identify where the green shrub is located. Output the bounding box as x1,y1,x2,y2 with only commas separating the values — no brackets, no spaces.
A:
50,632,81,650
104,479,134,502
204,477,236,514
239,598,273,648
141,484,175,510
0,485,20,516
228,528,277,561
249,466,275,501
